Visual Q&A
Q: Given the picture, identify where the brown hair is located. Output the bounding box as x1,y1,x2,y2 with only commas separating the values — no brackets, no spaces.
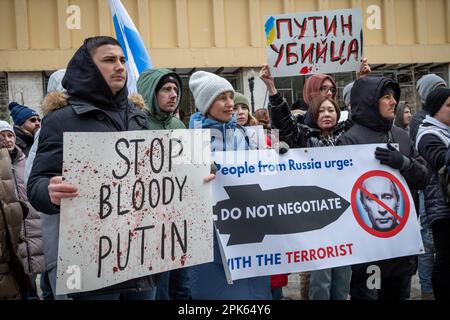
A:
254,108,270,129
235,103,258,126
246,114,258,126
309,96,340,129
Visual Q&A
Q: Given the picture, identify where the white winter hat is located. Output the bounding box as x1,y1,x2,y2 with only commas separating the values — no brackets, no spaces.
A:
189,71,234,115
47,69,66,93
0,120,15,136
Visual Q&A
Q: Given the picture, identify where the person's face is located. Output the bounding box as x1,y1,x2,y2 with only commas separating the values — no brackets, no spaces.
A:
378,92,397,120
361,177,399,231
0,131,16,151
319,79,336,99
317,100,338,132
234,103,249,126
434,96,450,126
21,116,41,134
207,91,234,123
156,82,178,113
92,44,126,96
403,106,412,126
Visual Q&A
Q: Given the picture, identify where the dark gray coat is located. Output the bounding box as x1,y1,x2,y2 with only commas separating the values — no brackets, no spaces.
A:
337,76,430,282
416,116,450,226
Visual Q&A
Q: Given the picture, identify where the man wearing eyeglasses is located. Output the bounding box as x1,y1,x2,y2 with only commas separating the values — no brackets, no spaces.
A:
8,102,41,156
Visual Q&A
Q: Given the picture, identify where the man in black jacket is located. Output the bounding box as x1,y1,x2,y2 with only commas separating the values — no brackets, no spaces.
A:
27,36,157,300
338,76,430,300
8,102,41,156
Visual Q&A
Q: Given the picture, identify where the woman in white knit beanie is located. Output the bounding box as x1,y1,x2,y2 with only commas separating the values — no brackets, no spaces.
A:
188,71,256,152
189,71,235,121
186,71,271,299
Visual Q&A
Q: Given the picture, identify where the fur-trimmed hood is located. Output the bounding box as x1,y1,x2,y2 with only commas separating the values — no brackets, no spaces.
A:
40,92,145,116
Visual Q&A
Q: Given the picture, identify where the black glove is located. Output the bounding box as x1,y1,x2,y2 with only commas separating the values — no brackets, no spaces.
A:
273,141,289,155
375,143,410,170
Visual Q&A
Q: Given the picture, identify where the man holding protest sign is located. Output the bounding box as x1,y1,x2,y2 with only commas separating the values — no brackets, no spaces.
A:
137,68,190,300
337,76,430,300
27,36,158,300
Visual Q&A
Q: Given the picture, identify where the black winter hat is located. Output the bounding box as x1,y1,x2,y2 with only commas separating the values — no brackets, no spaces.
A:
155,74,180,93
424,88,450,116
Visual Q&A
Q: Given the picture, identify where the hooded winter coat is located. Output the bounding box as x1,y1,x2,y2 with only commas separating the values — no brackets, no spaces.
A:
27,40,158,296
9,146,45,275
394,102,409,131
337,76,430,288
137,68,186,129
338,77,429,189
0,140,31,299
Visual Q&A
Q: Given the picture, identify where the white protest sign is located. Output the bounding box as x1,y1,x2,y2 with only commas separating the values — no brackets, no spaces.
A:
56,129,213,294
212,145,424,281
265,8,363,77
244,125,268,150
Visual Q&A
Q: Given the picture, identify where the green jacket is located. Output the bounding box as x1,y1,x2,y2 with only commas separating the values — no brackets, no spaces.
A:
137,68,186,129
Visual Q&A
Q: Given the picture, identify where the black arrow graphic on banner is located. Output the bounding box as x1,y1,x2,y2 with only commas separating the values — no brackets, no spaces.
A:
213,184,350,245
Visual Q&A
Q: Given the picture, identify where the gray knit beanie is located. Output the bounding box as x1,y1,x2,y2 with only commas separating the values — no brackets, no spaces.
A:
47,69,67,93
424,88,450,117
416,74,447,105
343,81,354,107
189,71,234,115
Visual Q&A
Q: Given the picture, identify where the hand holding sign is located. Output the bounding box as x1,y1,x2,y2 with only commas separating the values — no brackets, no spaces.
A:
48,176,79,206
259,64,277,96
375,144,410,170
357,58,371,79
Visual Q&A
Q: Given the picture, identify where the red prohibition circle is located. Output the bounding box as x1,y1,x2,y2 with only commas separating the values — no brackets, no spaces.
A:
351,170,410,238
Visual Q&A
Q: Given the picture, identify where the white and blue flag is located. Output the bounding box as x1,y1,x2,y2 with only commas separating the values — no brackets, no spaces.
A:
108,0,152,94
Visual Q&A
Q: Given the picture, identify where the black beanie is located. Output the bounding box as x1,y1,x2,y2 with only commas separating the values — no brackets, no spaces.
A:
424,88,450,116
155,74,180,93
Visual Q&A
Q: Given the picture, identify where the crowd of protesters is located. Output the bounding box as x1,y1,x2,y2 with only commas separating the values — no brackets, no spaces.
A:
1,35,449,301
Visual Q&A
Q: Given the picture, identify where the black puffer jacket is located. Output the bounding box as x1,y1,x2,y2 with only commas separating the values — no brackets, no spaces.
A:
416,116,450,226
337,76,430,283
268,93,351,147
27,41,157,296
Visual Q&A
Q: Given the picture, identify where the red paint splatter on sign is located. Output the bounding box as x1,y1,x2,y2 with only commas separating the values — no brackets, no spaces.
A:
300,66,311,74
180,254,187,266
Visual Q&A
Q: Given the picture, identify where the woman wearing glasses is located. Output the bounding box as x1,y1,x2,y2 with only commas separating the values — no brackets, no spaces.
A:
259,62,370,300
